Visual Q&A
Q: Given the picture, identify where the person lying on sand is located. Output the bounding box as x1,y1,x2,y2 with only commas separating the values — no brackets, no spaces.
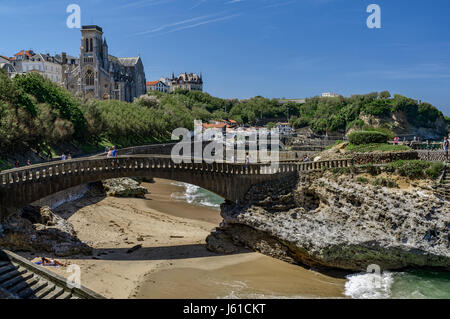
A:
35,257,65,267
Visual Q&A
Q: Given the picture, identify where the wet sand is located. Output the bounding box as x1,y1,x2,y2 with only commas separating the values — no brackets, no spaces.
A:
19,178,346,299
134,254,346,299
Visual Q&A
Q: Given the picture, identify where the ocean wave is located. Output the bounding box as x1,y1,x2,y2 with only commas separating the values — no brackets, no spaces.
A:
344,271,395,299
170,182,223,209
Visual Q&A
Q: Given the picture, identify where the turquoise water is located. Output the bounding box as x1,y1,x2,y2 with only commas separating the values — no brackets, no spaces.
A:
345,270,450,299
170,182,225,210
173,183,450,299
390,271,450,299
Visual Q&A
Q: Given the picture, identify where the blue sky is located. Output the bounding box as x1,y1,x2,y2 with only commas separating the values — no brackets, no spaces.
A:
1,0,449,115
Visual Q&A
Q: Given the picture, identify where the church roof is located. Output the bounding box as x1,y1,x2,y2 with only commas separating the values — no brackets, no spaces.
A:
108,55,140,67
118,57,140,67
108,55,120,63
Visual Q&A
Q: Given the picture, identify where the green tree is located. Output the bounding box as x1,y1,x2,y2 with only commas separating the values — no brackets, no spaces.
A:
379,91,391,99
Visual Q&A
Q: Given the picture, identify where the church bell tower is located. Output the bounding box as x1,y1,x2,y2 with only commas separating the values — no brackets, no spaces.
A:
80,25,104,99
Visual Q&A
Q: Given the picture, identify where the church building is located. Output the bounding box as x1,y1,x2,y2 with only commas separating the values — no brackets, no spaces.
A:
63,25,146,102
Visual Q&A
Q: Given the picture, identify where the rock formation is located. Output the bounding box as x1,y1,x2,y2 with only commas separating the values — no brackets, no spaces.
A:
0,177,151,256
0,205,92,256
207,172,450,271
101,178,149,198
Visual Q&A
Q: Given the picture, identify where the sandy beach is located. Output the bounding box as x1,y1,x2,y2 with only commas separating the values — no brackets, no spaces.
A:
18,179,346,299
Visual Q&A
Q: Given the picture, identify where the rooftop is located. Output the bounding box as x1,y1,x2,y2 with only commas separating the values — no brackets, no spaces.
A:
82,25,103,32
118,57,140,67
202,123,227,129
14,50,34,58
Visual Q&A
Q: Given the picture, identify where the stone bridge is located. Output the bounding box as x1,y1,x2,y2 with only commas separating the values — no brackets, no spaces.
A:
0,155,353,220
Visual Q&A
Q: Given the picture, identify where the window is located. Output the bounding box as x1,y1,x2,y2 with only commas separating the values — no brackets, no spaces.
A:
85,69,94,86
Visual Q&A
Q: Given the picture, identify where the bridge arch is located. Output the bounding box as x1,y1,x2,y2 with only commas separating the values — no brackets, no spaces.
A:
0,155,353,220
0,155,307,220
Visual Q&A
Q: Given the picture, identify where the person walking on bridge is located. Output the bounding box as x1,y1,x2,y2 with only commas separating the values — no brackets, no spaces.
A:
111,146,119,167
443,136,449,161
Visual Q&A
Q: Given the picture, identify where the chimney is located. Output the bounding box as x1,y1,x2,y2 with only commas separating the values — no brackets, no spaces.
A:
62,52,67,64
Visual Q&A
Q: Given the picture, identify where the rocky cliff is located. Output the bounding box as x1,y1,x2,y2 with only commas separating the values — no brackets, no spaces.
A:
0,177,151,256
0,205,92,256
360,111,448,139
207,172,450,271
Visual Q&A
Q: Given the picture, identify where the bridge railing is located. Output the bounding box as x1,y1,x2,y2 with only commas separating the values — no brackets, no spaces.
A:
0,155,354,186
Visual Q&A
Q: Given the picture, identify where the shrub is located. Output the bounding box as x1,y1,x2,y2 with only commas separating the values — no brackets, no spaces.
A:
425,162,445,180
356,176,369,184
361,163,380,175
266,122,276,130
386,160,444,180
348,131,389,145
14,73,86,139
361,126,395,140
290,116,309,129
346,119,365,130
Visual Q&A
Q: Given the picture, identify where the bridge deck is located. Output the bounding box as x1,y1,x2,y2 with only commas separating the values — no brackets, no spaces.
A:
0,155,353,219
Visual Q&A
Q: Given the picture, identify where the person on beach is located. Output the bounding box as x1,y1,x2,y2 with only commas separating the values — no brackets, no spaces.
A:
105,146,110,154
112,146,117,158
443,137,449,161
40,257,65,267
14,159,19,168
27,159,31,166
61,153,67,161
67,153,72,160
107,149,113,159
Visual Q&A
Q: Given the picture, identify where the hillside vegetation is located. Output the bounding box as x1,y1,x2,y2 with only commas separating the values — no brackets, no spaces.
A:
0,69,447,159
289,92,447,136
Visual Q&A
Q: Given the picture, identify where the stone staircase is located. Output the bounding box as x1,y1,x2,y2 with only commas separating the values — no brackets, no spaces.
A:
0,250,104,299
434,166,450,201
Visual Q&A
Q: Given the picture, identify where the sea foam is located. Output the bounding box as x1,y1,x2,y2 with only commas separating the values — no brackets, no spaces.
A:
344,271,395,299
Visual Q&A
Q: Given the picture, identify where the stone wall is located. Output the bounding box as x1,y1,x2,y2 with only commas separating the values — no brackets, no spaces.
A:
417,150,449,162
351,151,419,165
